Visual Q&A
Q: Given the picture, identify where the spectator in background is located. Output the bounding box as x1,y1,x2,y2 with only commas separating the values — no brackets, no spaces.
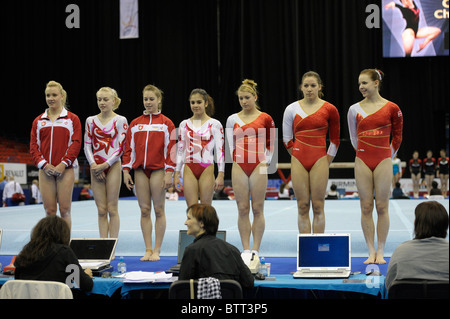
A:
392,155,402,188
0,176,10,206
79,184,93,200
166,186,179,201
429,181,442,196
392,182,409,199
30,179,42,204
2,176,25,207
278,182,292,200
385,201,448,290
325,184,339,200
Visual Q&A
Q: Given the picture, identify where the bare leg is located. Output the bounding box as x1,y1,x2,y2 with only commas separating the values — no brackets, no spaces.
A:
373,159,392,264
355,158,376,264
291,157,312,233
232,163,251,251
248,163,268,252
148,169,166,261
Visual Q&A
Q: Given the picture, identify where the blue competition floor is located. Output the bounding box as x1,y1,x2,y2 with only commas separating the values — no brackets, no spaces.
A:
1,198,447,260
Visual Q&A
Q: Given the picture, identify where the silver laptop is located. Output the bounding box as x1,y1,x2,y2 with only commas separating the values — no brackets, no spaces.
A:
69,238,118,270
0,229,2,251
168,230,226,273
293,233,351,279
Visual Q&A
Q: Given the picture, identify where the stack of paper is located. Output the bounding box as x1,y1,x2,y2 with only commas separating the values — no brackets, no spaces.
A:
114,271,174,283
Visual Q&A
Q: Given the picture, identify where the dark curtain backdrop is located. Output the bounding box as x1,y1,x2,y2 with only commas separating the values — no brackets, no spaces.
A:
2,0,448,179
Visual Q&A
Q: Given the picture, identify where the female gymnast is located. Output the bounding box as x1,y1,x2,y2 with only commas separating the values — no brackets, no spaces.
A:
437,149,448,197
30,81,82,229
122,85,176,261
347,69,403,264
174,89,225,207
409,150,422,198
282,71,340,233
84,87,128,239
385,0,441,57
422,150,436,196
226,79,275,255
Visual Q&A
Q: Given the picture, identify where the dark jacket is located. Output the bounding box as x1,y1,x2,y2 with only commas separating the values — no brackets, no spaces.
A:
179,233,254,289
14,244,93,292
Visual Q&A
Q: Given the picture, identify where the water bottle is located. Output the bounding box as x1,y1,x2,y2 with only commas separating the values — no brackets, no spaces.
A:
259,257,267,276
117,257,127,274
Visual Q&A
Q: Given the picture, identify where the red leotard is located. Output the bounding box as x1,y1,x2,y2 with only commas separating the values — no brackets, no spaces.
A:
347,101,403,171
282,101,340,172
226,112,275,177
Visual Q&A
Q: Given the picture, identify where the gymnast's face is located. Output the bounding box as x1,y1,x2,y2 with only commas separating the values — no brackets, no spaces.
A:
185,210,205,237
45,87,64,110
189,93,207,116
238,91,257,111
97,91,115,113
300,77,321,100
358,73,379,98
143,90,160,114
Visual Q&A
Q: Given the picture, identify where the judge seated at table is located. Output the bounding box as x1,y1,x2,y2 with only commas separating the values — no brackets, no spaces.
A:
179,204,254,289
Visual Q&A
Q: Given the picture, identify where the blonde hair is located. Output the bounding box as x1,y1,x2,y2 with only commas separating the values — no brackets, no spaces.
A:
237,79,260,109
143,84,164,111
96,87,122,110
46,81,67,108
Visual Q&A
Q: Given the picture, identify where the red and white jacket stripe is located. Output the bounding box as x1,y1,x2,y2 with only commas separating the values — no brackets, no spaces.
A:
122,112,177,173
30,108,82,169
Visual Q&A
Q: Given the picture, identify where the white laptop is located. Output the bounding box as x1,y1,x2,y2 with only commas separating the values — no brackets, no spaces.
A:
293,233,351,279
69,238,118,270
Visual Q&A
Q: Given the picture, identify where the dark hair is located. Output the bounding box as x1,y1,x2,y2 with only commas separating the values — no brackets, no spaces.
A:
414,201,449,239
187,204,219,236
15,215,71,268
301,71,324,98
189,88,215,116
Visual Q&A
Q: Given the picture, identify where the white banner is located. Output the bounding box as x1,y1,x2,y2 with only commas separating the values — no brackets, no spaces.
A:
120,0,139,39
0,163,27,184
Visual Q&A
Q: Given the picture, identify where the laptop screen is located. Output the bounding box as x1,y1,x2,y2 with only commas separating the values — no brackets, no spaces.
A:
70,238,117,260
298,234,350,268
177,230,226,263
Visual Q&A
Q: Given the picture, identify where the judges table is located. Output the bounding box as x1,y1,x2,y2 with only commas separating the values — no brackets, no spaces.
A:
1,273,386,299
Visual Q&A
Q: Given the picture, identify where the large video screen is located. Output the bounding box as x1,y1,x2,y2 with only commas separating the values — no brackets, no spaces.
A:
383,0,449,57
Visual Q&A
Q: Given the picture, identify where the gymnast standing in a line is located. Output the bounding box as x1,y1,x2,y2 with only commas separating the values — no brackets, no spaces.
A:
348,69,403,264
282,71,340,233
84,87,128,239
226,79,275,255
409,150,422,198
30,81,82,230
174,88,225,207
122,85,177,261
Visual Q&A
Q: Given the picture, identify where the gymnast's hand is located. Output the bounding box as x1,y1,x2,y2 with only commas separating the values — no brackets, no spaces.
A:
123,170,134,190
